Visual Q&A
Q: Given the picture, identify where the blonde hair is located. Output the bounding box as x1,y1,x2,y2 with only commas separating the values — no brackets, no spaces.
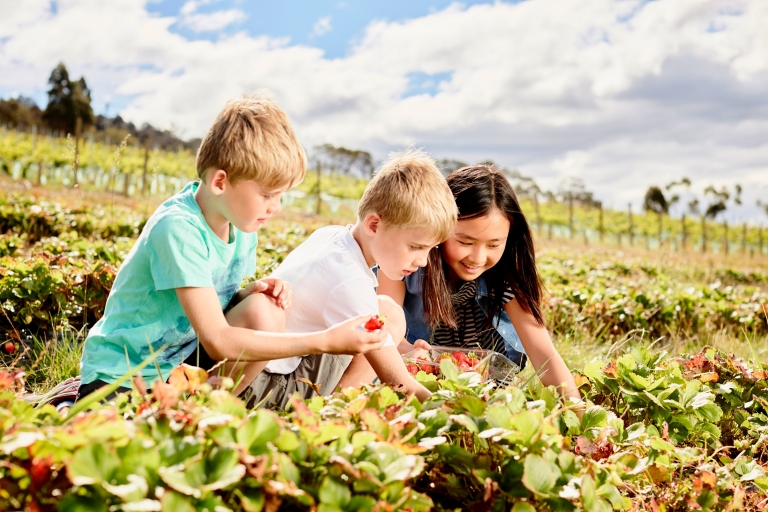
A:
358,148,457,242
196,92,306,189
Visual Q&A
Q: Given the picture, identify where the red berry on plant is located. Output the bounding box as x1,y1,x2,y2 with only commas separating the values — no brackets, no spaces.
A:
406,364,419,375
364,314,387,331
3,342,14,355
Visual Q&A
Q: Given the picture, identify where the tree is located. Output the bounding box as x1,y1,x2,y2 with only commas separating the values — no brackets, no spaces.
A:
42,63,94,135
643,186,669,245
437,158,469,176
0,96,43,128
312,144,374,178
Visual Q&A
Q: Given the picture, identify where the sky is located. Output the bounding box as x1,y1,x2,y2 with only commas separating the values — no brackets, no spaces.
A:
1,0,767,222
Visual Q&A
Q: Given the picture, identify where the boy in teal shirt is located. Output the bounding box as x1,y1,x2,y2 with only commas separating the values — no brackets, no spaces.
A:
78,94,388,400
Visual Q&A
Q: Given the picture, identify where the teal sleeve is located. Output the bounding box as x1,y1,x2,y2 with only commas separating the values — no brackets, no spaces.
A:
244,232,258,277
146,216,214,291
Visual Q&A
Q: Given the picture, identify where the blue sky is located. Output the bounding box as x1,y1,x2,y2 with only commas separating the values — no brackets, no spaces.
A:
147,0,498,59
1,0,767,222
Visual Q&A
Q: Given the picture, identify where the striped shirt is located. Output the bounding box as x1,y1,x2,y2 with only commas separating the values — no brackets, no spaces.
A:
432,280,516,353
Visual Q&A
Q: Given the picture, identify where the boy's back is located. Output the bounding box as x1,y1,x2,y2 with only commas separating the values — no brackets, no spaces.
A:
80,181,257,386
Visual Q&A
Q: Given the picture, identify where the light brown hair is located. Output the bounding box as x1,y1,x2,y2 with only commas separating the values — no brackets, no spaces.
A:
358,148,458,327
196,92,306,189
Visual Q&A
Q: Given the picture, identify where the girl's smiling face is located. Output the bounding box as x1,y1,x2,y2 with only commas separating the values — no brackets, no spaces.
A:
441,208,510,283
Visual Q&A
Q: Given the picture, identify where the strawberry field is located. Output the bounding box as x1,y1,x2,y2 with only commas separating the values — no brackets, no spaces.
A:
1,181,768,511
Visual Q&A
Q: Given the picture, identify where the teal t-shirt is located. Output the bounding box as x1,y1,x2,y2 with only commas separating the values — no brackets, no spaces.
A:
80,181,258,386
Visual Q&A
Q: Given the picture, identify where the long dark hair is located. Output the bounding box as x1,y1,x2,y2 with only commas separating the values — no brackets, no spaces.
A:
423,163,545,329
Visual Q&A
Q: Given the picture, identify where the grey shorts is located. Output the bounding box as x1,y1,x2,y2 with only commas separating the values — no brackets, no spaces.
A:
241,353,353,410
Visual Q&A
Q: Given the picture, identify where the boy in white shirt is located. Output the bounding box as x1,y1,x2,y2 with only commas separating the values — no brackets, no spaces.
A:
244,149,458,408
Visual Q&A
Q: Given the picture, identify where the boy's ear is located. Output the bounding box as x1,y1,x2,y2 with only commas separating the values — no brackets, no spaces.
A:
362,213,382,236
207,169,228,195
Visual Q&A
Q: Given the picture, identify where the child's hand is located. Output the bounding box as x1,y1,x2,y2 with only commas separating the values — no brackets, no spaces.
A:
241,278,292,309
322,315,389,355
412,339,431,350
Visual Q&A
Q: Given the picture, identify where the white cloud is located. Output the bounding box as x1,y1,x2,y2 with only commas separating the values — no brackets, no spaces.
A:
311,15,332,38
1,0,767,221
179,9,245,32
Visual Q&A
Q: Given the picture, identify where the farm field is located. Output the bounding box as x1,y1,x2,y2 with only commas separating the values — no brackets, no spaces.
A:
1,175,768,511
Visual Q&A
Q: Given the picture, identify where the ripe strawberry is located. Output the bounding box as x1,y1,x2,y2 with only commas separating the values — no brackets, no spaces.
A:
452,352,470,366
406,363,419,375
467,352,481,368
3,342,14,355
420,364,438,375
364,314,386,331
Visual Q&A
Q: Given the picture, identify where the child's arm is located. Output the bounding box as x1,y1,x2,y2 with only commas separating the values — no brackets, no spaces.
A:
377,273,430,352
505,299,582,404
364,344,431,402
176,287,388,361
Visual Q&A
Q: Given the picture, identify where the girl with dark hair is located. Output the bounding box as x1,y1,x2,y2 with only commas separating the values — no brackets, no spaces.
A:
379,164,581,403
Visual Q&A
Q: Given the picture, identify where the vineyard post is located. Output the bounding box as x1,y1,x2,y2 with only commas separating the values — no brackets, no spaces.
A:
142,146,149,196
533,193,542,236
681,214,687,251
723,220,729,256
548,223,553,241
31,125,37,152
759,225,764,256
598,202,604,242
73,117,82,185
701,215,707,253
568,194,574,239
316,161,322,215
123,172,131,197
741,223,747,254
37,161,44,186
628,203,634,246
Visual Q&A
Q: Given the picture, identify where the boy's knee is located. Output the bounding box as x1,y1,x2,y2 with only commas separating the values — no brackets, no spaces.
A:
228,293,285,332
377,295,405,341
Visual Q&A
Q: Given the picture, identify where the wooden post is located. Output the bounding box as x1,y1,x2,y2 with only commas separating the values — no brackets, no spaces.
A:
123,172,131,197
533,194,542,236
657,211,663,248
681,214,687,251
628,203,634,246
315,162,322,215
701,216,707,254
37,161,44,186
568,194,574,239
598,203,604,242
142,146,150,195
548,223,553,241
31,125,37,152
723,219,729,256
742,223,748,254
759,225,764,256
73,117,82,185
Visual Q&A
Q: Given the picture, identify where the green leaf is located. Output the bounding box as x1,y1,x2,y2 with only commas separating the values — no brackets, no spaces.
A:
511,503,537,512
67,443,120,486
161,491,196,512
581,406,608,432
238,489,265,512
581,474,596,510
485,403,513,429
237,410,280,455
650,438,675,453
58,492,109,512
382,454,425,483
440,358,459,381
522,454,555,496
202,447,246,491
511,410,543,445
318,476,351,507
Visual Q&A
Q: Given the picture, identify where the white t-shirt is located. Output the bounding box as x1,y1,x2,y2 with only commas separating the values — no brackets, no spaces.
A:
264,225,394,374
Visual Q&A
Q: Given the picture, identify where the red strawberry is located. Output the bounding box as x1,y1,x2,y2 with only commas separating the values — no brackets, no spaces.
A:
467,352,481,367
3,342,14,355
452,352,470,365
364,314,387,331
406,364,419,375
420,364,438,375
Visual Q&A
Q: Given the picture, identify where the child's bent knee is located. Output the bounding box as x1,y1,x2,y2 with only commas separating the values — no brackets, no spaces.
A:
228,293,285,332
